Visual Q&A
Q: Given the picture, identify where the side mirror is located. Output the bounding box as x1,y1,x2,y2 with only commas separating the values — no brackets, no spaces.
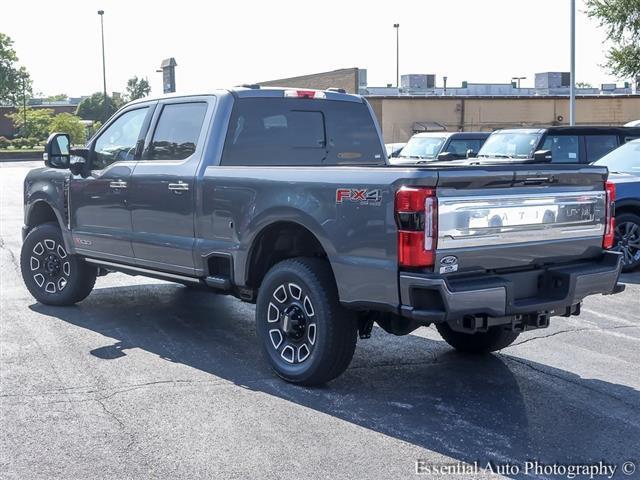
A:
533,149,552,162
466,149,477,158
44,133,70,168
69,149,89,176
437,152,456,161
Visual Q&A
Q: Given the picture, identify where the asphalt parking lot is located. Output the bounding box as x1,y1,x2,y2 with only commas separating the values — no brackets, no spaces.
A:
1,161,639,480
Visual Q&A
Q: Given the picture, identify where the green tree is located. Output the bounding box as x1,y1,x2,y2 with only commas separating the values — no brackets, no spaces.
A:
125,76,151,102
44,93,69,102
49,113,86,145
75,92,122,122
0,33,33,106
576,81,594,88
6,108,54,140
586,0,640,79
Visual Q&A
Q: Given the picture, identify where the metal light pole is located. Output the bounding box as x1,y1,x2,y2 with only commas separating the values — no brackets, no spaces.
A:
21,72,27,137
393,24,400,88
569,0,576,125
98,10,107,121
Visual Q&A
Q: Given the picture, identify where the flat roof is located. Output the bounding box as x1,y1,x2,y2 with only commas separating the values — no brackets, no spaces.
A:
365,94,640,100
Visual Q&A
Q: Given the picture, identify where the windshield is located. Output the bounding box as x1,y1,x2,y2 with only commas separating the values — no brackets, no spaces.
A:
594,140,640,174
398,136,446,159
478,132,541,158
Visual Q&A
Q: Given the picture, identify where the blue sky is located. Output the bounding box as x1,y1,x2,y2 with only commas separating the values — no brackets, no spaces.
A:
1,0,625,97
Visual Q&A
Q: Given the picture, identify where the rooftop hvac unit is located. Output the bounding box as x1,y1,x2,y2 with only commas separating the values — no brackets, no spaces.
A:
401,74,435,90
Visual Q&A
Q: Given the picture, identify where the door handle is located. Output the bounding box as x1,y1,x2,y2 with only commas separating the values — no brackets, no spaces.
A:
168,182,189,193
109,181,128,189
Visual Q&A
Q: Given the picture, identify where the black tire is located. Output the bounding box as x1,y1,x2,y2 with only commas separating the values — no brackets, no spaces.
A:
20,223,97,306
435,323,519,353
613,212,640,272
256,257,357,386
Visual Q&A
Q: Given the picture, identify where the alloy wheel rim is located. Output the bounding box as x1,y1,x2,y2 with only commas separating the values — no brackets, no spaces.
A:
267,282,317,364
613,221,640,267
30,239,70,294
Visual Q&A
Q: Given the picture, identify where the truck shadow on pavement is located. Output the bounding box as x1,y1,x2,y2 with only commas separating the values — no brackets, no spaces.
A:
30,283,639,477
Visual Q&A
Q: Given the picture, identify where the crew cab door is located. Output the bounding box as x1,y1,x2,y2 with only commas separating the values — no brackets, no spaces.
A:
69,104,154,260
129,98,212,274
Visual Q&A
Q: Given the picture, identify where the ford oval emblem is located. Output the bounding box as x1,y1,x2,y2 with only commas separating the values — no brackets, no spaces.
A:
439,255,458,274
440,255,458,266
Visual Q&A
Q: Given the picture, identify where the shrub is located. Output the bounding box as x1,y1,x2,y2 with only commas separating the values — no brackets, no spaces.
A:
49,113,86,145
11,137,27,148
0,136,9,149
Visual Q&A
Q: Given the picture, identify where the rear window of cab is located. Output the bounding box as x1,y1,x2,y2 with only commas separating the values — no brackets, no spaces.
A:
221,98,384,166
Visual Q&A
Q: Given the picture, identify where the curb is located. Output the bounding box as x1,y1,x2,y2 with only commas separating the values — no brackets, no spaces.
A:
0,151,43,162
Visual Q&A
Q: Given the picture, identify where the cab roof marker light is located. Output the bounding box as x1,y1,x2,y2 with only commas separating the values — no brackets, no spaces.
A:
283,90,326,99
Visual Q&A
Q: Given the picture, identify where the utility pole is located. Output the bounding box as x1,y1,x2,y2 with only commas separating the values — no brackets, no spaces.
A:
393,24,400,89
98,10,107,121
21,72,27,137
569,0,576,125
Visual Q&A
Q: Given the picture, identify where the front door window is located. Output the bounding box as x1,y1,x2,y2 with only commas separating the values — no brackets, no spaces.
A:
93,107,149,170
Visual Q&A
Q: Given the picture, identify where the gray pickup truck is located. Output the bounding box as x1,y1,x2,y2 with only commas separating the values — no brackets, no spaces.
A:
21,87,624,385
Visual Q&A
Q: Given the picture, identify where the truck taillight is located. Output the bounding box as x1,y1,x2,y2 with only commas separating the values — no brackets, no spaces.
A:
604,180,616,249
395,187,437,268
283,89,326,99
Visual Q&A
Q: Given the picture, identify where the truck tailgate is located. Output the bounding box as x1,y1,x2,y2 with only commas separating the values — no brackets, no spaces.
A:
433,165,609,272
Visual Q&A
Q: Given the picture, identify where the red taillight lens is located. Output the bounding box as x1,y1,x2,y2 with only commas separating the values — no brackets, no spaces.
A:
604,180,616,249
395,187,437,268
398,231,434,267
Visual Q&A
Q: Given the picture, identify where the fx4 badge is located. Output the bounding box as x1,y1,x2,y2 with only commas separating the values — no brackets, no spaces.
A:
336,188,382,206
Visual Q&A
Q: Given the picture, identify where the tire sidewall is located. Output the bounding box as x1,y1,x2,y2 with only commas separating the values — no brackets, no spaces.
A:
615,212,640,272
20,224,87,305
256,262,334,383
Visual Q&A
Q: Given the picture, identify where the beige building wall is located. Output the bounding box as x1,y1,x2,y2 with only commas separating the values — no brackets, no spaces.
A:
258,68,360,94
367,96,640,143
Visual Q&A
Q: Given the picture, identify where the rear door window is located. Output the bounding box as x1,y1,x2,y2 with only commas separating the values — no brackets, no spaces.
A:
542,135,580,163
221,98,384,166
584,135,618,163
143,102,208,161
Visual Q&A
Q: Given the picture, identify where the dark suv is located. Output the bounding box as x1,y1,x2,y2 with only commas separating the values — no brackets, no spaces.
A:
477,126,640,164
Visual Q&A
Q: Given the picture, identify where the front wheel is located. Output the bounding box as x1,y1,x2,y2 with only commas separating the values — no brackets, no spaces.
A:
20,223,97,306
256,258,357,386
436,323,519,353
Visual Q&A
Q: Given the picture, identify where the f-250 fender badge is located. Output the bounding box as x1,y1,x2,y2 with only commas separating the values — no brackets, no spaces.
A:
336,188,382,205
439,255,458,274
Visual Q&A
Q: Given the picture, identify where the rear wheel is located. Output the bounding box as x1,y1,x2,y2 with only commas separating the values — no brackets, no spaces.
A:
20,223,97,306
256,258,357,385
436,323,519,353
612,212,640,272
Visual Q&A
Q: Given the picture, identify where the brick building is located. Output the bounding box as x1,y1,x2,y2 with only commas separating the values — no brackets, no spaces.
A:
0,104,77,138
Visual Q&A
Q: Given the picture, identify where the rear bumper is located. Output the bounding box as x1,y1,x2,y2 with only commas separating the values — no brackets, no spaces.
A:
400,251,624,331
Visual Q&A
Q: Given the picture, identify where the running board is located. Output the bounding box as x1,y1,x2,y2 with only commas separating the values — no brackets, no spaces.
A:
84,258,201,284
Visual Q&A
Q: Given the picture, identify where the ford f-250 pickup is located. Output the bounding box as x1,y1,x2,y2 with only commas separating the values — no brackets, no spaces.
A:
21,86,624,385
